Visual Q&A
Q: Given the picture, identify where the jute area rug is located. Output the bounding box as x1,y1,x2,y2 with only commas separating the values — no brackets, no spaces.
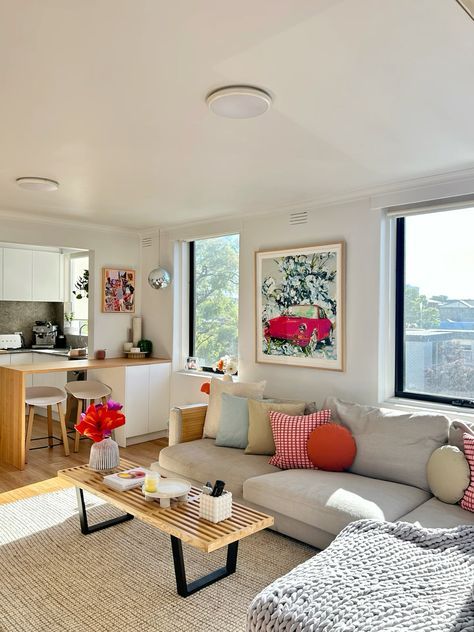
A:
0,488,314,632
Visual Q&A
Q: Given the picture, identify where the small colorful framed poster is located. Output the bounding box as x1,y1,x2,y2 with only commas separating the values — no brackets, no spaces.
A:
256,242,344,371
102,268,136,313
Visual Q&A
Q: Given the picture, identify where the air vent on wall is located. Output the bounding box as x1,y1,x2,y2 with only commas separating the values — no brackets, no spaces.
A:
289,211,309,226
141,236,153,248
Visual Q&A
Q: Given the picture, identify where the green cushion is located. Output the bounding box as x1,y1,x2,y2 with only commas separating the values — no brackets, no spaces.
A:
215,393,249,449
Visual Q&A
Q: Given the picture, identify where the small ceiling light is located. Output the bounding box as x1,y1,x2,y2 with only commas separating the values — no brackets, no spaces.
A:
206,86,272,119
16,177,59,192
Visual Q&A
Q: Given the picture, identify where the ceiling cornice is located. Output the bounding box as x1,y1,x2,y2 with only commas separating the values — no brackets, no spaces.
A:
0,208,141,235
157,165,474,233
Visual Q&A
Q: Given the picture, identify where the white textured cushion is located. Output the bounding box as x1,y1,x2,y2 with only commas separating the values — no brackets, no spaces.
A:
323,397,449,491
243,469,430,536
427,445,470,504
449,420,474,451
202,377,266,438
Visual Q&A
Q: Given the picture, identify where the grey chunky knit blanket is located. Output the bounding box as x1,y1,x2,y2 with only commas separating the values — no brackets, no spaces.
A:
247,519,474,632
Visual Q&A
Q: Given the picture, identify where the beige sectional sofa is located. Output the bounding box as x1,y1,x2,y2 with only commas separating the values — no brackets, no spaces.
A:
151,397,474,549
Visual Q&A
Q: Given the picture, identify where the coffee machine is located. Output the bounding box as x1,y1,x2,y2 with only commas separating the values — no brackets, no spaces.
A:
32,321,58,349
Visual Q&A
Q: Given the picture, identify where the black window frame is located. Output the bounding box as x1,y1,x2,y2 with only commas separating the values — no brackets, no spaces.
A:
395,215,474,409
188,237,239,373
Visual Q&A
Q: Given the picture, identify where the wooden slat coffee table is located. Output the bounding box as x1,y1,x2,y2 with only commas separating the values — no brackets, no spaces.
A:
58,459,274,597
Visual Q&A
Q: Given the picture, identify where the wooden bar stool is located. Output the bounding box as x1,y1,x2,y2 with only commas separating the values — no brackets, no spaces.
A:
65,380,112,453
25,386,69,463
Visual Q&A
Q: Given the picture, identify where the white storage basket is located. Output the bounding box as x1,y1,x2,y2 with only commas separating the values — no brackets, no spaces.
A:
199,491,232,523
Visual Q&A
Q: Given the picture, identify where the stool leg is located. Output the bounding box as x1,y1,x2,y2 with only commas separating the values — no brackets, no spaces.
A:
74,399,83,453
47,405,53,447
57,403,70,457
65,395,72,428
25,405,35,464
101,396,108,405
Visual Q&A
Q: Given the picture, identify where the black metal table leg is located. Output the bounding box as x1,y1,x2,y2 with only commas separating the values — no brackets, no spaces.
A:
75,487,134,535
171,535,239,597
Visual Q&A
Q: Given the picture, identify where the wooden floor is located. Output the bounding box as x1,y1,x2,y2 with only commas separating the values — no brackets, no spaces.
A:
0,415,168,504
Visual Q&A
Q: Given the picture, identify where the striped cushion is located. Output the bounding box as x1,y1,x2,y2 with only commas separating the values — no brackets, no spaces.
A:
269,410,331,469
460,433,474,512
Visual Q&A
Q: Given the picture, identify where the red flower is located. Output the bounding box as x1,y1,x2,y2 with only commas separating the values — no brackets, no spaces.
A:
75,402,126,443
200,381,211,395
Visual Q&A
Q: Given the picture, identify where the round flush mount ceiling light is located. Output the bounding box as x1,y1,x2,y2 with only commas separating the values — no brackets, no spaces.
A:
206,86,272,119
16,177,59,192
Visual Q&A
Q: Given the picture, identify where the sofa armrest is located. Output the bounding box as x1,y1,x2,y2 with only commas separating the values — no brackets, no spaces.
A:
168,404,208,446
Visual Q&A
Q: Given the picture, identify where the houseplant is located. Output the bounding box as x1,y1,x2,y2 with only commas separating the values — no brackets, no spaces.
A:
75,400,126,472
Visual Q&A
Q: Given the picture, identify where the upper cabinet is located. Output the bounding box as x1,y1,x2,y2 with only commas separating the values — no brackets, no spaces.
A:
32,251,62,301
3,248,33,300
1,247,63,302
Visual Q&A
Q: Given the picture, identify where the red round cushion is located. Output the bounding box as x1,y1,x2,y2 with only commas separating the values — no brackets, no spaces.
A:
307,424,356,471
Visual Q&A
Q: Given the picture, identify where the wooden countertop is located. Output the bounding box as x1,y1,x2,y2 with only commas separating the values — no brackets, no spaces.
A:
0,356,171,374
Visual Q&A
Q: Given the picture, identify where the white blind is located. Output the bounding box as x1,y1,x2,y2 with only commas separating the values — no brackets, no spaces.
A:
386,196,474,219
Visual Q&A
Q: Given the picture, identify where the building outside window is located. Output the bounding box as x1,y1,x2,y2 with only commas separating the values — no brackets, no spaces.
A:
395,206,474,407
189,234,239,370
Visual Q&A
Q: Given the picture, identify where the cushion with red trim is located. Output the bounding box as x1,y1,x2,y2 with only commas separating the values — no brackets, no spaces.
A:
460,433,474,512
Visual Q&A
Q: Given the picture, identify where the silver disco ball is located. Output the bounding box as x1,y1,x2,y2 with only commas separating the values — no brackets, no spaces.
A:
148,266,171,289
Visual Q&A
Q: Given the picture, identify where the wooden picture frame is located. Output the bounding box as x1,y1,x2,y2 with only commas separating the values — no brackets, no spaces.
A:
255,242,345,371
102,268,136,313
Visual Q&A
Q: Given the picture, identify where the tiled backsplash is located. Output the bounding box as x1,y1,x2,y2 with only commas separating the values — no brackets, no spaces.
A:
0,301,64,347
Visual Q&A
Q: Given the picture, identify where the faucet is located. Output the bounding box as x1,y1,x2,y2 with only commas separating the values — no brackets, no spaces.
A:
79,323,88,335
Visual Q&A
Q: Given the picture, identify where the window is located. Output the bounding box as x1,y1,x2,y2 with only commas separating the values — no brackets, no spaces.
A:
395,206,474,407
67,253,89,335
189,234,239,369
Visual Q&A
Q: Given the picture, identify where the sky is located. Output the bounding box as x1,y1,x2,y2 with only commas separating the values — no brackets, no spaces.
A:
405,207,474,300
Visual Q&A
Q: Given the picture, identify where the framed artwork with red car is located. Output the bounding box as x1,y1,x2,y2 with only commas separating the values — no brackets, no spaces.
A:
256,242,344,371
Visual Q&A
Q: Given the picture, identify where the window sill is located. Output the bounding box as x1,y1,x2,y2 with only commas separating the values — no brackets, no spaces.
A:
174,370,239,381
381,396,474,421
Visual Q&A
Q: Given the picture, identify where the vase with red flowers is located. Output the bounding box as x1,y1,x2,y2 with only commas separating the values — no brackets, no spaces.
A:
75,400,126,472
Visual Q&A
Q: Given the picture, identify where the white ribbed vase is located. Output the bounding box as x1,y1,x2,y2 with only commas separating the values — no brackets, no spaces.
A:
88,437,120,472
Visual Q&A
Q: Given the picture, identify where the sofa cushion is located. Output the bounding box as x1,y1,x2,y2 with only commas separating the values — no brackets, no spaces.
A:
243,469,430,536
426,445,470,504
246,399,306,455
400,497,474,528
449,419,474,451
158,438,279,497
215,393,249,449
203,378,266,438
323,396,449,491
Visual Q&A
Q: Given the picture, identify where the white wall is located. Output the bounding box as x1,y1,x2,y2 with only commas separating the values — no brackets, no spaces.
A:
141,199,382,408
0,214,141,357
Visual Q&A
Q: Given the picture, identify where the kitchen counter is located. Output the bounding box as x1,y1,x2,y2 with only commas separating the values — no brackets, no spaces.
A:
0,356,171,469
0,348,83,358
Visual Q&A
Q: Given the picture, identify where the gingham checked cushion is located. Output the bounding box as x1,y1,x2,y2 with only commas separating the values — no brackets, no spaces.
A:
460,433,474,512
269,410,331,469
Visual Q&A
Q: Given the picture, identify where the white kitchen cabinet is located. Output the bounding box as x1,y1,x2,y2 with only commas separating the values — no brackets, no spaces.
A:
2,247,62,302
3,248,33,301
124,365,150,438
87,361,171,447
32,251,62,301
148,363,171,432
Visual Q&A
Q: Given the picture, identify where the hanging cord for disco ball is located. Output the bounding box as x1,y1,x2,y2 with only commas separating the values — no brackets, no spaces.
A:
147,229,171,289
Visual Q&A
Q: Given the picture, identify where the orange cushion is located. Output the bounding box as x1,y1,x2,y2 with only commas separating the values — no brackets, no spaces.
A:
307,423,356,471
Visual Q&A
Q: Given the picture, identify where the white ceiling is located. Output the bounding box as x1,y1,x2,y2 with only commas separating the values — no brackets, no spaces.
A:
0,0,472,229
